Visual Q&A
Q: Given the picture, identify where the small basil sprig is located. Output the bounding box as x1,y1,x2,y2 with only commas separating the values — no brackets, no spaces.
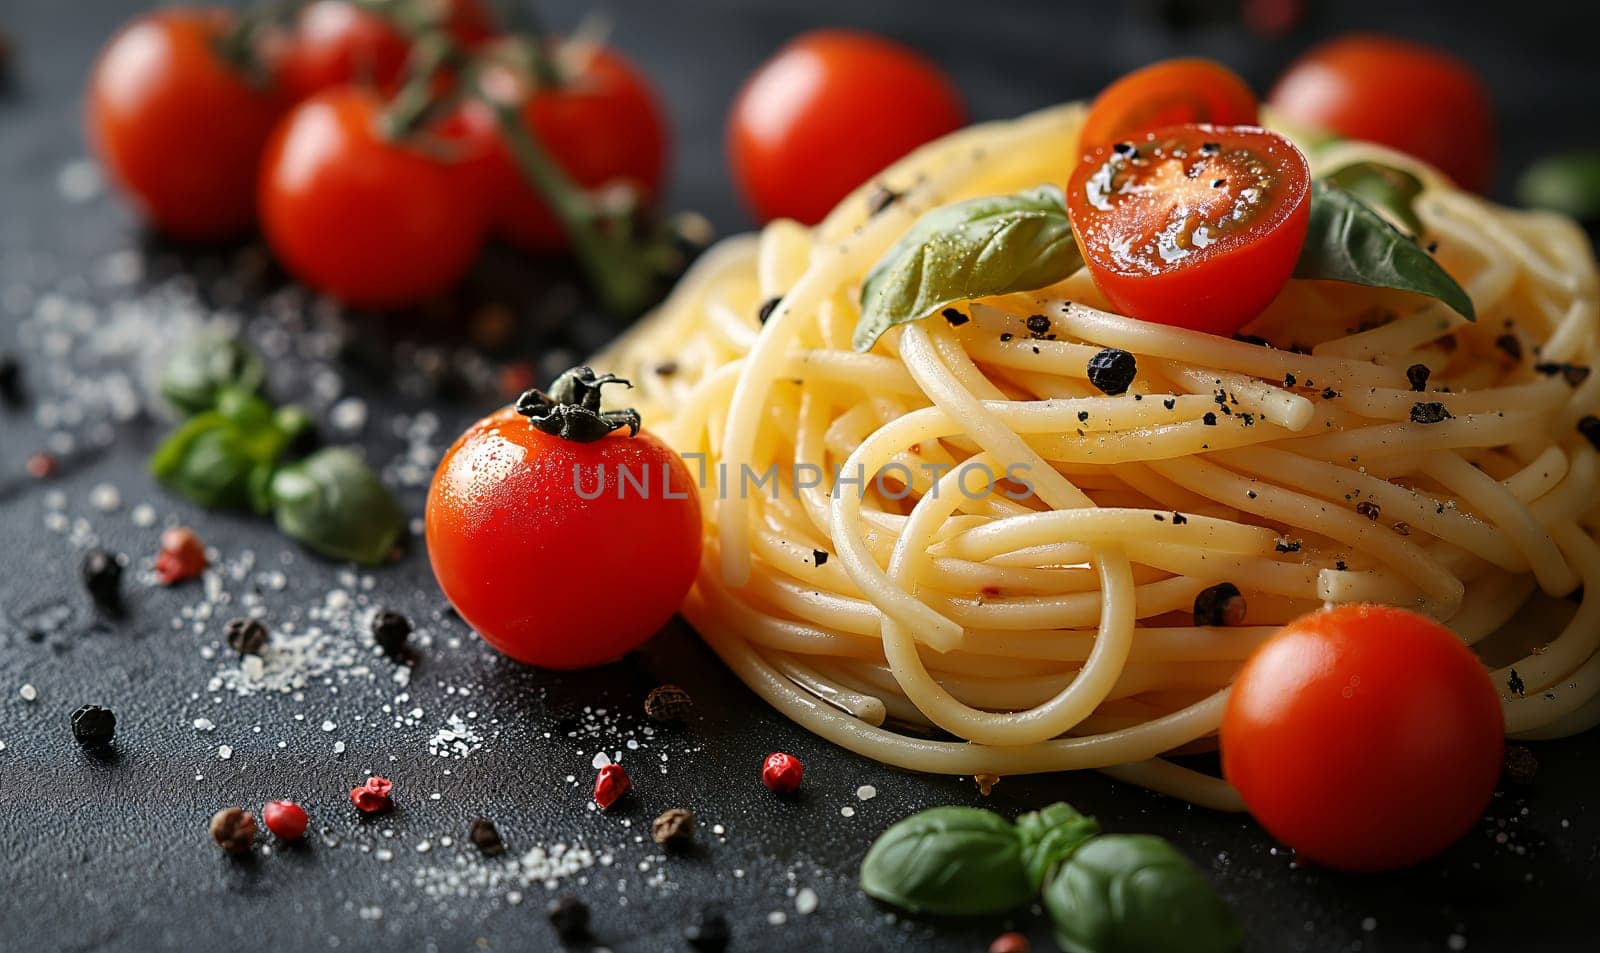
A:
1017,802,1101,892
1044,835,1243,953
853,185,1083,352
160,336,267,416
269,448,406,566
858,806,1034,915
1322,161,1425,235
1294,180,1475,321
150,388,307,512
1517,151,1600,221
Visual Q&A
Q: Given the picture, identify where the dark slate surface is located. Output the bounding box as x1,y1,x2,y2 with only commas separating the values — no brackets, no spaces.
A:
2,2,1598,951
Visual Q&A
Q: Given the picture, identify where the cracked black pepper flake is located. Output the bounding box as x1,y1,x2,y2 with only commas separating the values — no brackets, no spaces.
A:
0,352,23,406
1356,501,1381,520
1578,416,1600,451
1202,412,1218,426
1172,513,1188,525
1406,363,1431,392
757,297,782,324
224,617,269,656
866,183,902,216
654,360,679,377
1335,560,1349,571
1274,539,1301,553
1234,333,1271,347
1507,669,1526,697
1026,314,1051,337
71,705,116,746
1113,142,1135,156
941,307,969,327
370,608,412,654
1193,583,1246,626
1410,402,1453,424
547,895,590,944
644,683,695,722
1153,514,1166,522
1077,410,1090,423
1086,348,1137,396
685,906,731,952
1321,387,1339,400
1162,398,1176,410
1394,521,1412,536
1283,372,1297,387
652,808,696,847
468,817,505,856
999,332,1014,342
210,807,257,856
1502,745,1539,785
81,548,123,610
1496,334,1524,360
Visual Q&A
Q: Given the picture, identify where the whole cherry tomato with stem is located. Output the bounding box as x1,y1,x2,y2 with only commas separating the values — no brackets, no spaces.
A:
728,30,965,225
87,7,288,241
426,367,703,670
257,58,487,309
1222,605,1504,872
276,0,497,100
1269,34,1495,193
1079,58,1259,151
1065,123,1311,336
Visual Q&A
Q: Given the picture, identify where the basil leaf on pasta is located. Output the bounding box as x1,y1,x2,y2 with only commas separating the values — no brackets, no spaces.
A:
853,184,1082,352
1322,161,1426,235
858,806,1033,915
1295,181,1475,321
1045,835,1243,953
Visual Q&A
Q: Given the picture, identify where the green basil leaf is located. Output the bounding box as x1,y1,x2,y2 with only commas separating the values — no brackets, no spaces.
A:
1045,835,1243,953
1294,181,1475,321
1517,151,1600,221
853,185,1083,352
1322,161,1425,235
269,447,404,566
859,806,1033,915
1017,802,1101,892
160,336,266,416
150,390,295,510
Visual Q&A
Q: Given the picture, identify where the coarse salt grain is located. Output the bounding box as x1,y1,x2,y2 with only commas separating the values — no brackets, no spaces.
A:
795,888,818,915
856,785,877,801
193,718,215,732
20,684,37,702
840,807,855,818
217,745,233,760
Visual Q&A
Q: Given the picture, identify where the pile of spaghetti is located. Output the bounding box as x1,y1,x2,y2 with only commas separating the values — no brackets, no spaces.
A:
599,103,1600,809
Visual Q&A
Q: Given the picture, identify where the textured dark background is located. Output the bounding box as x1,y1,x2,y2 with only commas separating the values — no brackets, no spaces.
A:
2,1,1598,952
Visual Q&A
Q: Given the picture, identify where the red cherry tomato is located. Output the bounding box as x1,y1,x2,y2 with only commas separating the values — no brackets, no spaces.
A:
1080,58,1259,151
1269,34,1495,192
425,388,702,670
1065,124,1311,336
87,7,287,241
277,0,496,100
728,30,965,225
258,86,487,309
458,43,670,254
1222,605,1504,872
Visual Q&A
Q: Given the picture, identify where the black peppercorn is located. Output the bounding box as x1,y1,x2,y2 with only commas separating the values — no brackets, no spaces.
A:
1025,314,1051,337
210,807,257,856
224,617,269,656
1507,668,1526,697
1406,363,1431,392
1086,348,1138,396
684,906,731,952
643,684,695,722
71,705,116,746
812,549,829,567
1355,501,1381,521
546,895,590,944
1502,744,1539,785
651,808,696,848
1409,401,1453,424
0,351,23,407
81,548,123,610
370,609,412,654
468,817,505,856
941,307,969,327
1193,583,1247,627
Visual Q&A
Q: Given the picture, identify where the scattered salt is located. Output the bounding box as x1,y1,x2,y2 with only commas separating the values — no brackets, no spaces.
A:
19,684,37,702
856,785,877,801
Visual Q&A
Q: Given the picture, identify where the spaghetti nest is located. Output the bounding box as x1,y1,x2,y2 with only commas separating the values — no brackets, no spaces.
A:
600,104,1600,809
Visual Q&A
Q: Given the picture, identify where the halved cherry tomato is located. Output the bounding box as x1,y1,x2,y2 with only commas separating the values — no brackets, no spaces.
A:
258,86,486,309
1079,58,1258,151
728,30,965,225
1222,605,1504,872
456,42,669,254
1269,34,1494,193
276,0,496,100
1065,124,1310,336
87,7,287,241
426,370,702,669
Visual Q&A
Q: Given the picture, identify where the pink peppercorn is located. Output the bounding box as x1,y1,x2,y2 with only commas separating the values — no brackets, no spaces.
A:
350,776,393,813
262,800,309,840
762,752,803,794
989,932,1031,953
594,763,630,810
154,527,208,586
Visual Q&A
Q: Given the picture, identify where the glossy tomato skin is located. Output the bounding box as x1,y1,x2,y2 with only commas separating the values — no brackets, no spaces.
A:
87,7,288,241
258,87,486,309
426,406,703,669
461,45,669,254
728,30,965,225
277,0,496,100
1269,34,1495,192
1222,605,1504,872
1080,58,1258,151
1066,124,1310,336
